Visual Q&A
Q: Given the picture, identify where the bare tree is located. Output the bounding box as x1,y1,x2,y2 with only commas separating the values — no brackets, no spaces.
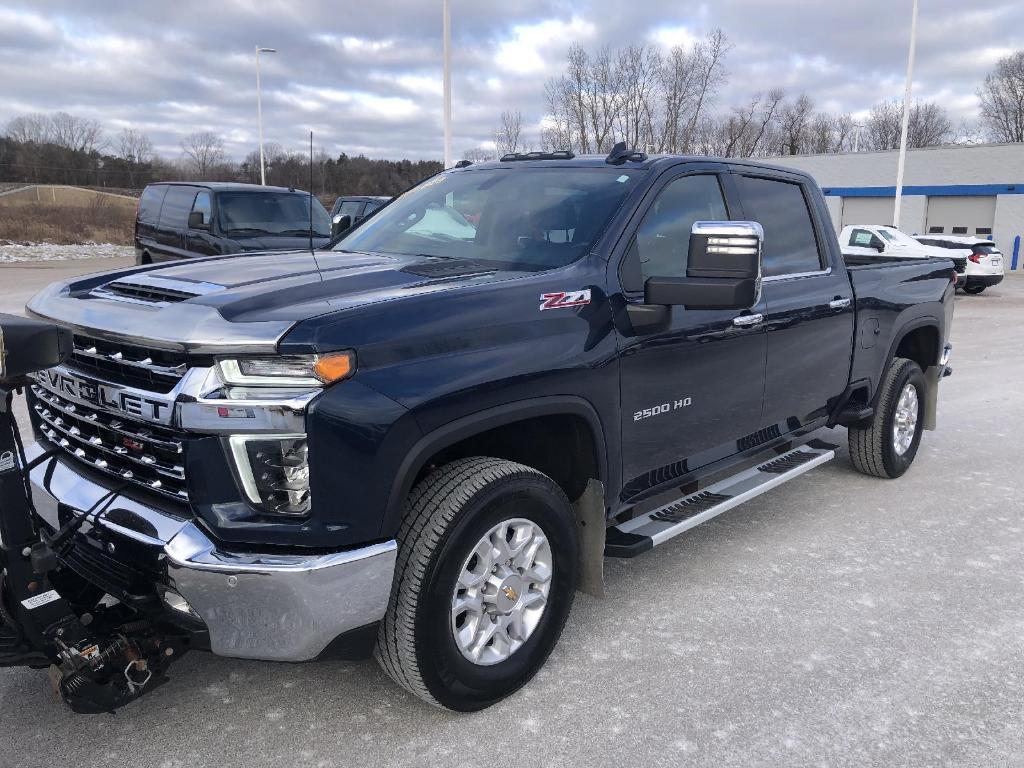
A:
180,131,225,179
978,50,1024,143
50,112,105,154
463,145,498,163
615,45,660,151
679,29,730,152
544,30,730,155
865,99,952,150
494,110,523,155
4,113,53,144
777,93,815,155
115,128,153,187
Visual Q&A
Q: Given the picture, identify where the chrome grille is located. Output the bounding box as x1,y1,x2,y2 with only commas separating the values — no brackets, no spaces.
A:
68,334,189,393
31,384,188,501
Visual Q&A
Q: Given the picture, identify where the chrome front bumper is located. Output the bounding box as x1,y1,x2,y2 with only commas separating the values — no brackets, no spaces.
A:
26,442,397,662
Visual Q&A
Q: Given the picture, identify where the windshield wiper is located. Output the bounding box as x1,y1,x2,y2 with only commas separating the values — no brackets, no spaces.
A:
277,229,331,238
226,227,274,236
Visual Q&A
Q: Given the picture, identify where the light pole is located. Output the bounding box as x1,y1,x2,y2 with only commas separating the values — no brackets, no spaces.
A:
852,122,864,153
442,0,452,168
255,45,277,186
893,0,918,229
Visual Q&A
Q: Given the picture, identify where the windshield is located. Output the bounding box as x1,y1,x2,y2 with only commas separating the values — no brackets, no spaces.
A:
333,167,640,271
877,227,921,247
217,192,332,238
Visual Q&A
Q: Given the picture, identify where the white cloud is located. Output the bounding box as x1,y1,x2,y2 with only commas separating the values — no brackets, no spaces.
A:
494,17,597,75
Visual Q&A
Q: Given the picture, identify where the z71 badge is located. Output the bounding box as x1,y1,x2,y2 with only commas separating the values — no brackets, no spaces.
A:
539,289,591,311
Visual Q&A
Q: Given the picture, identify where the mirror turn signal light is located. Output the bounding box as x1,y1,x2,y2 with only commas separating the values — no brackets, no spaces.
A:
314,351,355,384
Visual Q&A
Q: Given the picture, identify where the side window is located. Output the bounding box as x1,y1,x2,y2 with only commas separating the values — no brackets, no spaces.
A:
137,185,167,224
364,201,382,215
630,174,728,283
848,228,876,247
734,176,823,277
338,201,364,219
191,191,211,226
159,186,199,229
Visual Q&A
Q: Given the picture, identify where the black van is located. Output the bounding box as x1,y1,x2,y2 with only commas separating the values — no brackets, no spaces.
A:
135,182,333,263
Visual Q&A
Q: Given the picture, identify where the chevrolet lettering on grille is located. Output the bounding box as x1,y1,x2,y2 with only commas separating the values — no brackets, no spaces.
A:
38,369,174,425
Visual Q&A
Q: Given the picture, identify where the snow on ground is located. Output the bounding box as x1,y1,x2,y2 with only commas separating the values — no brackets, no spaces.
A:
0,242,133,263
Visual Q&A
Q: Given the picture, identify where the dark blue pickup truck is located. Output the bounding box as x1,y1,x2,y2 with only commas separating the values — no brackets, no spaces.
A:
21,147,955,711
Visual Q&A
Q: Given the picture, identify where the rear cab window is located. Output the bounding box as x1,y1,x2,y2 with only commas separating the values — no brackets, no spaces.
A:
733,175,824,276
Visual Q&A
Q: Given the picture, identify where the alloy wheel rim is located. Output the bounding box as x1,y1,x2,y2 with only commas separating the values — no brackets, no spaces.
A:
450,517,553,666
892,382,919,456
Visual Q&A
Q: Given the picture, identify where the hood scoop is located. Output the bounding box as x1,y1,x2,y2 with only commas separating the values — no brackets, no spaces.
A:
92,275,225,306
401,259,495,279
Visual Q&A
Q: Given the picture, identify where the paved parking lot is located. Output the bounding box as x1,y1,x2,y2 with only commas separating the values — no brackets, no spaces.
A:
1,260,1022,767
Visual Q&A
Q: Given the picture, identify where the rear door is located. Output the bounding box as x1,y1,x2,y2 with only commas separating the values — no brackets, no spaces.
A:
135,185,166,257
617,167,767,500
733,173,854,432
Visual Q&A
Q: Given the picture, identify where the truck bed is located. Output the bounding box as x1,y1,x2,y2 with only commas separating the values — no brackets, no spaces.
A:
845,255,956,398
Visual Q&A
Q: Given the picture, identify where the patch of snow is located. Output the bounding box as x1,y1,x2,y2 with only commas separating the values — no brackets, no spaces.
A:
0,242,133,263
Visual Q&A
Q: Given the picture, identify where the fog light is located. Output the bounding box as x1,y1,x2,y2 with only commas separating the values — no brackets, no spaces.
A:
228,434,311,516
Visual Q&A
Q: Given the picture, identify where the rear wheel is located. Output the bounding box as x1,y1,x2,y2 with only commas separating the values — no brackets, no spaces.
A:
375,457,579,711
848,356,925,479
962,283,986,295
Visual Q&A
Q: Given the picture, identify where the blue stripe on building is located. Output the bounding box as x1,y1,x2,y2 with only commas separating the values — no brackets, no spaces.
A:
820,183,1024,197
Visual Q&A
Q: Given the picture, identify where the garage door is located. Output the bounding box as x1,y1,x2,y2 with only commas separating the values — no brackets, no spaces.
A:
924,196,996,237
841,197,895,228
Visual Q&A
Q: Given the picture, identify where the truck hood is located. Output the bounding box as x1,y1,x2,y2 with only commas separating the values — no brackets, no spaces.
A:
26,249,516,354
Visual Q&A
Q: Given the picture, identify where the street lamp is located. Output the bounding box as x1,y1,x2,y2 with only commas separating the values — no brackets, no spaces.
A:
893,0,919,229
442,0,452,168
255,45,277,186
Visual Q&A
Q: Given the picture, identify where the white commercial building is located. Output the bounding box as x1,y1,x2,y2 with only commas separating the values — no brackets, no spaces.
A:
763,143,1024,273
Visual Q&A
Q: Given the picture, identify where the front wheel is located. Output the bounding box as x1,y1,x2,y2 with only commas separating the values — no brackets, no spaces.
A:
375,457,579,711
848,356,926,478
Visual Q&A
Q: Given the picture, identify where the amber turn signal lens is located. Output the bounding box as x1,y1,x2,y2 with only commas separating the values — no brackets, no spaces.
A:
313,351,355,384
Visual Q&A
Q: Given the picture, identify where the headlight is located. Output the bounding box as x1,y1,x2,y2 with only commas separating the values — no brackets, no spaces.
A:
229,434,311,516
216,351,354,387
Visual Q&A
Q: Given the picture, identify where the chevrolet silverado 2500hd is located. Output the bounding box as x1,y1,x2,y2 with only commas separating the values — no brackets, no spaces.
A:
16,146,955,711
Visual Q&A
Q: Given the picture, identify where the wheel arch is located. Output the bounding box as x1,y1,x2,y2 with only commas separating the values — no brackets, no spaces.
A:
380,397,608,539
874,318,940,407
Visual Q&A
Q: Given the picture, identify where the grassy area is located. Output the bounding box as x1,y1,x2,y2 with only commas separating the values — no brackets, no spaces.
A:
0,192,135,245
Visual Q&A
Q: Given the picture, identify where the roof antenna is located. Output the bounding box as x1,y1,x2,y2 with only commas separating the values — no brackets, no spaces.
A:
308,130,314,253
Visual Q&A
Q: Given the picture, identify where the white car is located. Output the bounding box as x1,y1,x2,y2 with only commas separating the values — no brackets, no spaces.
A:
840,224,941,258
914,234,1005,295
839,224,970,286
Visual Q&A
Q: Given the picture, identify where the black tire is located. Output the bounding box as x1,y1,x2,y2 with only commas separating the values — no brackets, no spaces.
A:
375,457,579,711
962,284,986,295
848,356,926,479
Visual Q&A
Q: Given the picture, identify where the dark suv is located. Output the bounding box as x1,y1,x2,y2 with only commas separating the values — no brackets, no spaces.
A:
135,182,333,263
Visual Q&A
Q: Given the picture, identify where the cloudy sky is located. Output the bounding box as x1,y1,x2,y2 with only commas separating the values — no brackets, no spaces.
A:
0,0,1020,162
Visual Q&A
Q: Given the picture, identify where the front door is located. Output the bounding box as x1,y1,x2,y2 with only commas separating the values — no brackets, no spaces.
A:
732,173,854,431
184,190,219,256
617,169,767,502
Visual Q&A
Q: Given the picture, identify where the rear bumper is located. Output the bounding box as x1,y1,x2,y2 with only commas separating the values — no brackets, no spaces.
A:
962,274,1003,288
26,442,396,662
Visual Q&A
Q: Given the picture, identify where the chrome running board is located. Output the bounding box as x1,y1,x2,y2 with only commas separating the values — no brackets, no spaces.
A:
606,443,837,557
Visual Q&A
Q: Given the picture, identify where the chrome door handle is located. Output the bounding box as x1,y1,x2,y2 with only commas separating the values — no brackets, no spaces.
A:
829,297,851,310
732,313,763,327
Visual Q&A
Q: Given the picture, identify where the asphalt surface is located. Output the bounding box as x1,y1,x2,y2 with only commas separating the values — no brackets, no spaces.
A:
1,259,1022,767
